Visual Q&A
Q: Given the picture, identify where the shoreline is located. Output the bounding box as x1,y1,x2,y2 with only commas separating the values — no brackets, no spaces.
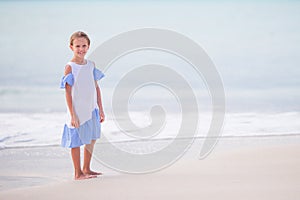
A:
0,135,300,198
2,132,300,151
0,141,299,199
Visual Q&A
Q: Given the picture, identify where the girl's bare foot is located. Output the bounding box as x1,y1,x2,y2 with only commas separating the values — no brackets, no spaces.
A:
83,169,102,176
75,173,97,180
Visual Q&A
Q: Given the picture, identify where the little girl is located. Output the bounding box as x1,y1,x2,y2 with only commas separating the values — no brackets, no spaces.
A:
60,31,105,180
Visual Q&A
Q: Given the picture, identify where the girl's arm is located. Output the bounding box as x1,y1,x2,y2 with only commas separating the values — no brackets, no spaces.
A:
95,81,105,123
65,65,79,128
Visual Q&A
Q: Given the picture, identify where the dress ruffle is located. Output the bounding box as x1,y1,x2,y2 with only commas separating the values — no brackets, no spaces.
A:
60,73,74,88
93,68,105,81
60,68,103,89
61,109,101,148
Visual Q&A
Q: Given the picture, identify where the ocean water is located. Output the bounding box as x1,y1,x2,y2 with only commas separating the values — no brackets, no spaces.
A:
0,1,300,149
0,111,300,149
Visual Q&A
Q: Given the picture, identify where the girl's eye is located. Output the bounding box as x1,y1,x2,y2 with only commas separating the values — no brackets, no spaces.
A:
83,45,87,47
75,45,80,48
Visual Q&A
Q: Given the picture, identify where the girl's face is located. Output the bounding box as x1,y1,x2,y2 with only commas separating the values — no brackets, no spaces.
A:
70,37,89,59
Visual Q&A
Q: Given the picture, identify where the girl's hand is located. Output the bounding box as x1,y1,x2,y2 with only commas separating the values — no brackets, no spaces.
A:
100,111,105,123
71,115,80,128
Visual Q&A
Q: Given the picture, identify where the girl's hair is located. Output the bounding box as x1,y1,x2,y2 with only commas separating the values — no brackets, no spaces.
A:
70,31,90,46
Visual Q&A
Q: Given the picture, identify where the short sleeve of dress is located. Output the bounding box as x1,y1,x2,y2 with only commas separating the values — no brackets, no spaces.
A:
60,73,74,88
93,68,105,81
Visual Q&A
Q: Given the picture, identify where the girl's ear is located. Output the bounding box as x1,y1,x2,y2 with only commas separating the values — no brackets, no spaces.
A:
69,45,74,51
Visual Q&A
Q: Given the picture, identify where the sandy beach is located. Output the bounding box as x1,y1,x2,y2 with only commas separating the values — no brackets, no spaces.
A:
1,136,300,200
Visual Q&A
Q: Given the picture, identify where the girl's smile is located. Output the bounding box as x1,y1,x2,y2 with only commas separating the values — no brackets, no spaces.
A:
70,37,90,62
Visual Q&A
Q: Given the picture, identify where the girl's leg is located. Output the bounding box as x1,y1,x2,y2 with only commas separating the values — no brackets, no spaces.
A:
71,147,96,180
83,140,102,175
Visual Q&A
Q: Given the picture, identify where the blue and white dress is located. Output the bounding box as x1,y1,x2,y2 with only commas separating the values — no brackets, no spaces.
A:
60,60,104,148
